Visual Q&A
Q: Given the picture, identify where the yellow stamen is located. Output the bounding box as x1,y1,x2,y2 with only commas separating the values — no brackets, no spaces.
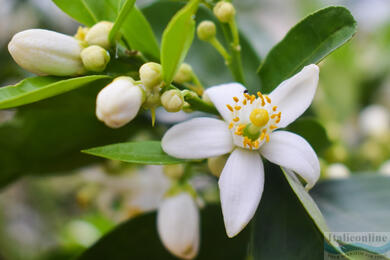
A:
250,95,256,104
265,134,270,142
233,117,240,122
273,106,277,111
235,106,241,110
265,95,271,103
229,122,234,129
270,124,277,130
233,96,239,102
243,99,247,105
226,104,234,112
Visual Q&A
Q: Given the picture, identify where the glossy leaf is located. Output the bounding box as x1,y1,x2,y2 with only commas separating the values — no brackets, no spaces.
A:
161,0,200,85
52,0,98,26
257,6,357,93
287,117,331,155
83,141,187,165
120,6,160,60
0,75,110,109
78,205,250,260
251,163,326,259
0,82,149,188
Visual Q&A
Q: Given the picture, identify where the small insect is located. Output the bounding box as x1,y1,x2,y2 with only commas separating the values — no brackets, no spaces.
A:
243,90,249,94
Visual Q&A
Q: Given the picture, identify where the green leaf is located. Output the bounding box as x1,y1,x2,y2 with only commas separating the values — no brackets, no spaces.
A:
287,117,331,155
108,0,136,43
0,83,148,188
251,164,327,259
312,174,390,258
52,0,98,26
161,0,200,85
83,141,187,165
120,6,160,61
77,205,250,260
257,6,357,93
0,75,110,109
312,174,390,232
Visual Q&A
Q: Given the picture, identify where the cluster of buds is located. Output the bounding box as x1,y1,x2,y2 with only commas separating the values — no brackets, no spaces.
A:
8,21,114,76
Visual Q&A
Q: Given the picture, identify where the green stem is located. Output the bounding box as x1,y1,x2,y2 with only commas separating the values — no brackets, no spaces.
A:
221,22,245,85
209,38,231,62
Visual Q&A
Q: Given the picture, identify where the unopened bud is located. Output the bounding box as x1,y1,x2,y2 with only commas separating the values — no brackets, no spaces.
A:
8,29,85,76
81,45,110,72
174,63,193,83
157,193,199,259
96,77,144,128
85,21,113,49
163,164,185,179
139,62,162,89
197,21,216,41
207,155,228,177
161,90,184,113
213,1,236,23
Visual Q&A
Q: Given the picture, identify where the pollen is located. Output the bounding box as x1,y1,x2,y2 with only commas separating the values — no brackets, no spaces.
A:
249,108,269,127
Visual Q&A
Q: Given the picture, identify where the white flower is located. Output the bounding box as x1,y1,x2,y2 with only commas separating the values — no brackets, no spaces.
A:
96,77,145,128
162,64,320,237
8,29,85,76
157,192,199,259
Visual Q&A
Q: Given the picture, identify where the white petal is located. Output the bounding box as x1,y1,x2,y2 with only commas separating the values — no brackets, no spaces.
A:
162,117,233,159
157,193,200,259
259,131,320,189
204,83,246,122
219,148,264,237
268,64,319,128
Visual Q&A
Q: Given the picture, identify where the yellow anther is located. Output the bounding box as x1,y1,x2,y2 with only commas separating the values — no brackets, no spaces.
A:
229,122,234,129
235,130,243,136
276,118,281,123
260,132,265,141
254,140,259,148
243,99,247,105
273,106,277,111
271,112,281,119
237,124,245,131
235,106,241,110
233,96,239,102
226,104,234,112
257,91,263,98
233,117,240,122
244,93,250,100
265,133,270,142
249,108,269,127
265,95,271,103
270,124,277,130
250,95,256,104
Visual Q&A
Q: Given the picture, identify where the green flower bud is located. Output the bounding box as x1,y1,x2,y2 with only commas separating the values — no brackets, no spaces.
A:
197,21,216,41
161,90,184,113
8,29,85,76
81,45,110,72
163,164,184,179
85,21,113,49
174,63,193,83
207,155,228,177
213,1,236,23
139,62,162,89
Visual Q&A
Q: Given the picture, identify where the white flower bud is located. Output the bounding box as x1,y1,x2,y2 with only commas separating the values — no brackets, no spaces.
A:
325,163,350,179
81,45,110,72
207,155,228,177
139,62,162,89
161,90,184,113
163,164,185,179
157,193,199,260
174,63,193,83
85,21,113,49
96,77,144,128
197,21,216,42
8,29,85,76
213,1,236,23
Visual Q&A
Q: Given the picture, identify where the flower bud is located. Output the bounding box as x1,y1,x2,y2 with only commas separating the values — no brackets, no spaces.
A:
157,193,199,259
213,1,236,23
96,77,144,128
85,21,113,49
207,155,228,177
161,90,184,113
197,21,216,41
81,45,110,72
8,29,85,76
174,63,193,83
139,62,162,89
163,164,185,179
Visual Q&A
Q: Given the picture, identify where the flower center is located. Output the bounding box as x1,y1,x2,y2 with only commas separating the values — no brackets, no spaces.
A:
226,91,282,150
